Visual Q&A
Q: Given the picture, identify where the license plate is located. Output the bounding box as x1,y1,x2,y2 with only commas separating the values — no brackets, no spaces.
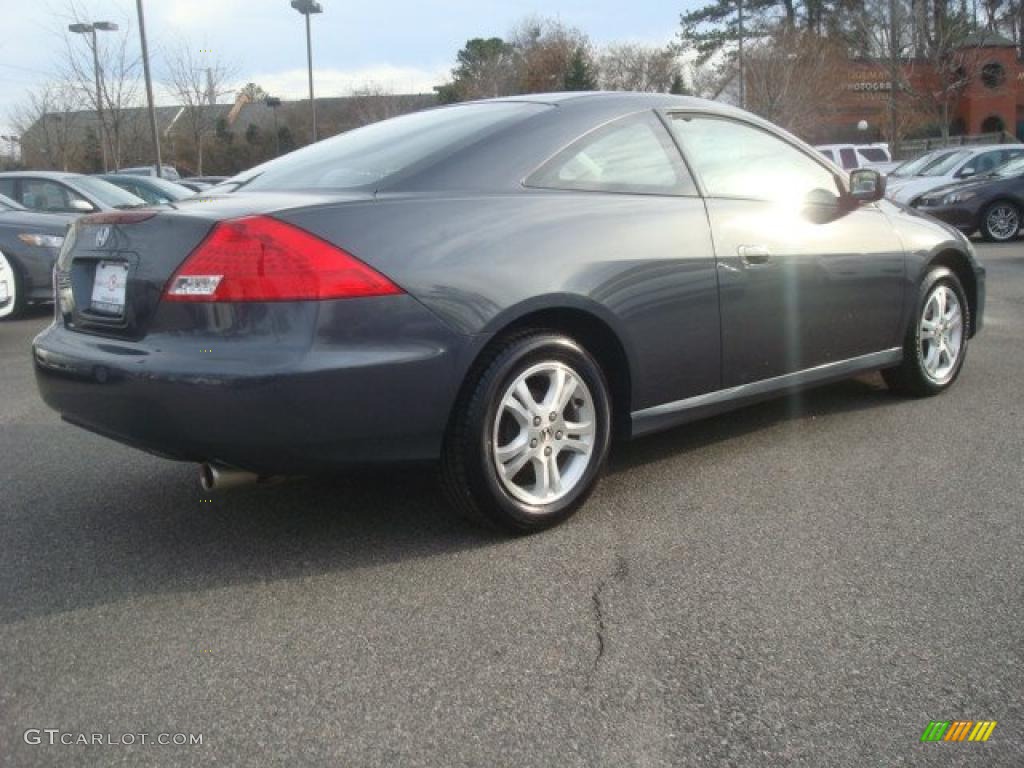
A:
90,261,129,315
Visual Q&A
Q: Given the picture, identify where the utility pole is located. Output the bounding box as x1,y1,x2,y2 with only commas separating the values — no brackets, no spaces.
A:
135,0,162,177
737,0,745,109
69,21,119,172
291,1,323,143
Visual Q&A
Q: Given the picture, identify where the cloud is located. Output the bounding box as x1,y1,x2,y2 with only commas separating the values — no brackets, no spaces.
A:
238,65,449,99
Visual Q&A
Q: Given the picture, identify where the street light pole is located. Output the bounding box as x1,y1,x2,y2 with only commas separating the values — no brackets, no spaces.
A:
135,0,162,177
737,0,745,110
69,21,119,172
290,0,323,143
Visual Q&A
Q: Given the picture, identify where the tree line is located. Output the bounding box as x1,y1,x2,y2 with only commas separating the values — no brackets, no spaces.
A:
9,1,1023,175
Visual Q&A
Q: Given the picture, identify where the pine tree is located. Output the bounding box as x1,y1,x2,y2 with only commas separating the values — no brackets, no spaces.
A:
563,47,598,90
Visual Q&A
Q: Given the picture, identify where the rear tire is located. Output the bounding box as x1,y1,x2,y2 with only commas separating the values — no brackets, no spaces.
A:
0,250,26,320
980,200,1020,242
441,330,612,533
882,267,969,397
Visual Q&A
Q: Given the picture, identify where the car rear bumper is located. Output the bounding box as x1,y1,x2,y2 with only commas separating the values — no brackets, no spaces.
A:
33,295,475,473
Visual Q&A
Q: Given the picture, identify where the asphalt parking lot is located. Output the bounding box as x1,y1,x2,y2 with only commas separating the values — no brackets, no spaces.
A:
1,242,1022,767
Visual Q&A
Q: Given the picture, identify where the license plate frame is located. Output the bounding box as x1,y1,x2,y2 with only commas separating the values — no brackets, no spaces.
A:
89,260,129,316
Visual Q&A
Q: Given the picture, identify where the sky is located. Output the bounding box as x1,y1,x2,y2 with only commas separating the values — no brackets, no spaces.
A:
0,0,692,137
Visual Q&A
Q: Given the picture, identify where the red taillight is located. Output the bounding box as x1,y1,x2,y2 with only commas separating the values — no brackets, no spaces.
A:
164,216,403,302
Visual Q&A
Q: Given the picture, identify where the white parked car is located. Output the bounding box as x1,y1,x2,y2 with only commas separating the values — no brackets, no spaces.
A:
886,145,1024,204
814,143,895,172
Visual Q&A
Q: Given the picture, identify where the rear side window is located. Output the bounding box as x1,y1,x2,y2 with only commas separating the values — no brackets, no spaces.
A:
838,147,858,169
239,102,549,192
527,112,696,196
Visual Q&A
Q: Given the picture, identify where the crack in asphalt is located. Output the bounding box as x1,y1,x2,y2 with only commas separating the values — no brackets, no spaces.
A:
589,554,629,678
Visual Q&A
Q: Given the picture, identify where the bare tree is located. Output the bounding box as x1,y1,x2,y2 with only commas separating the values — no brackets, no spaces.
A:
509,17,595,93
599,44,681,92
10,82,84,170
163,41,235,175
845,0,917,153
347,85,410,127
57,2,141,170
743,30,848,136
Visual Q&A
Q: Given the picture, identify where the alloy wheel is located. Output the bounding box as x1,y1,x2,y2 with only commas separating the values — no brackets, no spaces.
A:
919,284,964,384
986,204,1019,241
491,361,596,506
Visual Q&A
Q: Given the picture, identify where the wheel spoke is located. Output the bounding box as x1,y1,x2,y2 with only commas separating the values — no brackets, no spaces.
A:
554,372,578,414
514,381,541,417
499,439,533,479
503,396,532,426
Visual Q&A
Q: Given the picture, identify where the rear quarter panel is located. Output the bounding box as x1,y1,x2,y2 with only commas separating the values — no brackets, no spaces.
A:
281,191,721,411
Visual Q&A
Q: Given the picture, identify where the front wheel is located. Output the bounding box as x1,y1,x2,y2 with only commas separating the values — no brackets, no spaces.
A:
441,331,612,533
883,267,969,397
980,200,1020,242
0,250,25,320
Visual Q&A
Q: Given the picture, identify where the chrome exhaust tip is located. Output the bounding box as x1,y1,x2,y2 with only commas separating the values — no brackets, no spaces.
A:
199,463,262,492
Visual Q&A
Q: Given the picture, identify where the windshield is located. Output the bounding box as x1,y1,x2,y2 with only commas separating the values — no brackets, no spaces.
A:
73,176,146,207
993,155,1024,177
890,151,954,177
920,150,971,177
238,102,549,192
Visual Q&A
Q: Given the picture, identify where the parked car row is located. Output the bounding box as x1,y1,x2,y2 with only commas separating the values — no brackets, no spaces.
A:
0,170,202,318
884,145,1024,241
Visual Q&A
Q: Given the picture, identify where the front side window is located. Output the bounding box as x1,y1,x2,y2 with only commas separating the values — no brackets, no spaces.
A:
19,179,86,213
669,115,838,203
527,112,695,195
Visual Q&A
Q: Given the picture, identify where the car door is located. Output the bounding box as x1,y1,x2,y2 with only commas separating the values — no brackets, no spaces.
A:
667,113,905,387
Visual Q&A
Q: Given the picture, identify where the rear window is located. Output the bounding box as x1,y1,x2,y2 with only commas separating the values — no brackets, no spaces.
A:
73,176,147,208
237,103,549,192
857,147,888,162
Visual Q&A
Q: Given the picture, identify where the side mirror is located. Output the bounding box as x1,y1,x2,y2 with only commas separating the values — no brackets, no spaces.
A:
849,168,886,203
69,199,95,213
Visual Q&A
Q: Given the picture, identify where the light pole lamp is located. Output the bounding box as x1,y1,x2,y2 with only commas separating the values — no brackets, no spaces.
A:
69,21,119,172
290,0,322,143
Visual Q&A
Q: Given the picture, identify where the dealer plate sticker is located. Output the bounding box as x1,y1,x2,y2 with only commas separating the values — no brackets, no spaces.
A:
91,261,129,315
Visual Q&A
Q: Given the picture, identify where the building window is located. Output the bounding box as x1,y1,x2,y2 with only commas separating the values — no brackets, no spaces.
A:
981,62,1006,89
981,115,1005,133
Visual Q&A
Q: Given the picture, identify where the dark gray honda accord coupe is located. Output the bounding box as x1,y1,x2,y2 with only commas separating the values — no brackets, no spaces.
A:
34,93,985,532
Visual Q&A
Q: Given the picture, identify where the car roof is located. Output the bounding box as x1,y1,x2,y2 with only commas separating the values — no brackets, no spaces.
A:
0,170,81,180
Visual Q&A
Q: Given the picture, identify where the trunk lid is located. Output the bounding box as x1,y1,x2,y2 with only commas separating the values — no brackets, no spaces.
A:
56,191,369,339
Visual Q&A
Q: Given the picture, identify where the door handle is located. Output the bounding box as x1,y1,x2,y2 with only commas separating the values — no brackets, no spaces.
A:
737,244,772,266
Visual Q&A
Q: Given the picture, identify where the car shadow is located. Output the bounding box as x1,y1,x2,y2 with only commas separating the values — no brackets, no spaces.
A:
1,374,900,625
609,373,897,473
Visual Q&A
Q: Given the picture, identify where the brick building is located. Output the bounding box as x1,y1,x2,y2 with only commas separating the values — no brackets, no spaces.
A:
820,32,1024,144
